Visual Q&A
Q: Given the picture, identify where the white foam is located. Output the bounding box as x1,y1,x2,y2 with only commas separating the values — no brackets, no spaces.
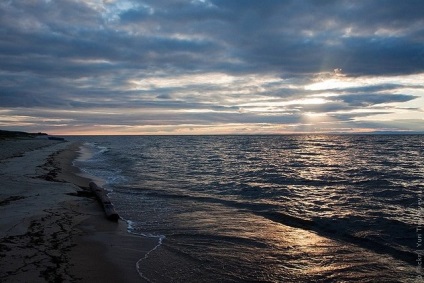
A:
124,219,165,282
73,142,95,164
126,220,136,232
96,145,110,155
72,142,109,187
135,234,165,283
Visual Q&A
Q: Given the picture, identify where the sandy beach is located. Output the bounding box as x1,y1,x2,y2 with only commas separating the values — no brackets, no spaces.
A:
0,138,157,282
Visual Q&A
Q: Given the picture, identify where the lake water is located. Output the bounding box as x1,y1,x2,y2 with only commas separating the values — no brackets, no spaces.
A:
71,135,424,282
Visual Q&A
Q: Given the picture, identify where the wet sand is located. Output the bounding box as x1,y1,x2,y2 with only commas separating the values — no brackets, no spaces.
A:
0,138,157,282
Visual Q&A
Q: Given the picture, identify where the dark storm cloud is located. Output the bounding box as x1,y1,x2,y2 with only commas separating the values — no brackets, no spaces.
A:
3,0,422,79
0,0,423,133
331,112,393,121
331,84,423,94
338,93,418,107
122,0,424,76
2,105,300,129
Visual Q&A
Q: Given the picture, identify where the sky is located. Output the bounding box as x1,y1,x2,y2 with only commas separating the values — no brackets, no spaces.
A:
0,0,423,135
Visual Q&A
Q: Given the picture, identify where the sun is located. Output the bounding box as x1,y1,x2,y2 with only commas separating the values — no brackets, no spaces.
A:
304,112,326,118
304,78,355,91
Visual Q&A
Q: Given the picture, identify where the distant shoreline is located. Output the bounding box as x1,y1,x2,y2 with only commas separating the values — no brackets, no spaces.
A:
2,128,423,138
57,132,424,137
0,129,48,139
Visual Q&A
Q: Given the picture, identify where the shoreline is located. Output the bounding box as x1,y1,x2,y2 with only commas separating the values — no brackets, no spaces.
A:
0,139,157,282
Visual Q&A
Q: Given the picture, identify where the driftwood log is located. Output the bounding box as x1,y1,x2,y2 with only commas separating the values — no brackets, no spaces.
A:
89,182,119,221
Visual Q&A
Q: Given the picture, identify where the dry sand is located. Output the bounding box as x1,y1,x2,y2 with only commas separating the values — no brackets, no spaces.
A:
0,138,157,282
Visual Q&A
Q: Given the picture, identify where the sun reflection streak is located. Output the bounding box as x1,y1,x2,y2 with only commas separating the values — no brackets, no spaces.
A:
250,209,415,281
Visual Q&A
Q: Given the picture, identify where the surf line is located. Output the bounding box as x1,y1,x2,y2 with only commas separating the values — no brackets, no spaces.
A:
125,220,166,282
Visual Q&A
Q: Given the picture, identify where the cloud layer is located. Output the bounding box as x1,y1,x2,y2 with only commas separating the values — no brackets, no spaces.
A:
0,0,423,134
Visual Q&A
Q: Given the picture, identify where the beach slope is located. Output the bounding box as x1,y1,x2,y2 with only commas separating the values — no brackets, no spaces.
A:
0,139,155,282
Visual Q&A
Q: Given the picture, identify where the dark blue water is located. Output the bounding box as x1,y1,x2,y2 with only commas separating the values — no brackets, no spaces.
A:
71,135,424,282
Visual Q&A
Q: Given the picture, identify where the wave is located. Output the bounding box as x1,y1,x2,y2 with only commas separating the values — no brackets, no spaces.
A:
124,219,166,283
117,186,417,266
168,233,269,249
70,134,424,281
